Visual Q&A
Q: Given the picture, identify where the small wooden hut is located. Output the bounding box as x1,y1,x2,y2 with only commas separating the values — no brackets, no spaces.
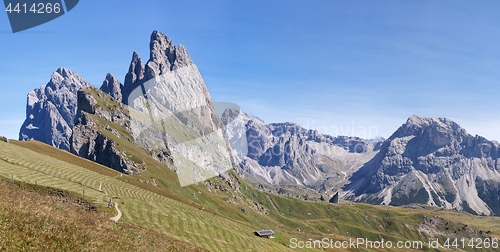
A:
255,230,275,238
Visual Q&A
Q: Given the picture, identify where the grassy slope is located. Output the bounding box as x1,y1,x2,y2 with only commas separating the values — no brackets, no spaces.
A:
4,140,500,251
0,178,206,251
3,140,290,251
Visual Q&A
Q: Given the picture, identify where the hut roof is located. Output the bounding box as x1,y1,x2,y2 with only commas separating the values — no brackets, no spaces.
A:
256,230,275,236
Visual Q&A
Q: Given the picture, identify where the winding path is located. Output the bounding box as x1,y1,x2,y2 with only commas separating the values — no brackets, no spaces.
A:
110,202,122,222
99,179,109,192
266,195,280,213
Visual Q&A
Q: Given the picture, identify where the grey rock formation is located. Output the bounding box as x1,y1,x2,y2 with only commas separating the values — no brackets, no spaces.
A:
344,115,500,216
69,88,142,174
224,111,377,192
122,51,145,104
70,112,131,174
329,192,339,203
118,30,232,186
66,31,231,183
100,73,123,102
144,30,193,79
128,63,231,186
122,31,193,105
77,89,97,114
19,67,93,150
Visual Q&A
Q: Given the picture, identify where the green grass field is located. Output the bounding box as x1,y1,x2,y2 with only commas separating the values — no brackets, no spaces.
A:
2,138,500,251
0,140,292,251
0,177,206,251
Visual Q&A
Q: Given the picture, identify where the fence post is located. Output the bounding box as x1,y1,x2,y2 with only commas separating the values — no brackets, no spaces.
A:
35,181,37,192
83,190,84,199
12,175,13,186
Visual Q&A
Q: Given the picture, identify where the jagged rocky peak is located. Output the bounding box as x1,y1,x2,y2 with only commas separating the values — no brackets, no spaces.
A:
400,115,499,158
122,31,193,104
19,67,93,150
123,31,230,185
344,115,500,216
122,51,145,103
145,30,193,79
127,51,145,83
100,73,123,102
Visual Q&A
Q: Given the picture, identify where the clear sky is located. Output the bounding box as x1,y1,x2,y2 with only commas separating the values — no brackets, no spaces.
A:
1,0,499,141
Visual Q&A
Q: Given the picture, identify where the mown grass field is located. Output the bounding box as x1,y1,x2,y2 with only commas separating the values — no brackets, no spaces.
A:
3,138,500,251
1,140,292,251
0,177,206,251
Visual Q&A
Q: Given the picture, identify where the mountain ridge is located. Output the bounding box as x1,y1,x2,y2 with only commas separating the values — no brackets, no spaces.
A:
343,114,500,215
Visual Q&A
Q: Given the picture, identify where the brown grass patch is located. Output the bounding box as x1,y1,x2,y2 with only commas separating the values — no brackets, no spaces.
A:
0,179,207,251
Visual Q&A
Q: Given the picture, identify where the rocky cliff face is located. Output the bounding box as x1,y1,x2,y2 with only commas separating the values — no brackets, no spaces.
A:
69,88,148,174
19,31,232,185
19,67,93,150
224,111,378,193
66,31,231,184
344,115,500,216
126,31,232,186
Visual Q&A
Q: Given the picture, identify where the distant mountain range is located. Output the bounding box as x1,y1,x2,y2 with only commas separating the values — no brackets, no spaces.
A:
223,110,378,193
18,31,500,216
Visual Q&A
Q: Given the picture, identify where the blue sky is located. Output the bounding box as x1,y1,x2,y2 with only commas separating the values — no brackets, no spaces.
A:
1,0,499,141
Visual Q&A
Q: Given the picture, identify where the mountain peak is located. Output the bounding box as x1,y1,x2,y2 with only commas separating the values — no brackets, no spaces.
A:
122,51,146,104
122,31,193,104
55,67,71,77
390,115,466,140
145,30,193,79
406,115,455,128
150,30,173,48
100,73,123,101
346,115,500,216
19,67,92,150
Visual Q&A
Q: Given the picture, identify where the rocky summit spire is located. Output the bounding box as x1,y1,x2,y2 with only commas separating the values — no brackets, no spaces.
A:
144,30,193,80
100,73,123,102
122,51,145,104
124,51,145,88
122,31,194,104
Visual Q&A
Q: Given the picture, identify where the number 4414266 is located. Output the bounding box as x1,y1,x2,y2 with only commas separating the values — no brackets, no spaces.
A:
443,238,498,249
5,3,61,14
